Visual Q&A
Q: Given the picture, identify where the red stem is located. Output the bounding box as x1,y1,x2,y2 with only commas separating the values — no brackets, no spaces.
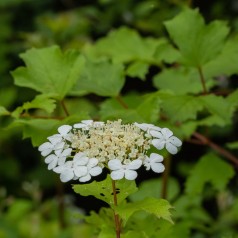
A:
193,132,238,168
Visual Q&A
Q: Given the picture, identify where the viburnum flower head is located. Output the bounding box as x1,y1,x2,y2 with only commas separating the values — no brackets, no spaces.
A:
38,119,182,183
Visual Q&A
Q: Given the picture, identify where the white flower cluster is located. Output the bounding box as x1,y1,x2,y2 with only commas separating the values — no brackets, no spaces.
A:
38,120,182,182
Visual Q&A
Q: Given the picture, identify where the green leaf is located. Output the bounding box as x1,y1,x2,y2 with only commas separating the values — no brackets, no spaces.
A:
153,39,181,64
199,94,231,126
12,45,84,100
89,27,159,63
164,8,229,67
7,115,87,146
115,197,173,224
129,177,180,202
161,95,204,122
0,106,10,116
185,153,235,195
126,61,149,80
11,94,56,118
73,175,138,206
226,89,238,115
153,67,215,94
226,141,238,150
204,36,238,78
99,94,144,122
71,58,125,97
136,93,160,123
84,207,115,235
173,195,211,222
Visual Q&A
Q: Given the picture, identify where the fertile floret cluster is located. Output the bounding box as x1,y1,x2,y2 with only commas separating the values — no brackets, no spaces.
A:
38,119,182,182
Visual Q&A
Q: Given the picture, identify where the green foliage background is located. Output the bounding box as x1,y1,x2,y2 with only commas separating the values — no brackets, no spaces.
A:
1,0,238,237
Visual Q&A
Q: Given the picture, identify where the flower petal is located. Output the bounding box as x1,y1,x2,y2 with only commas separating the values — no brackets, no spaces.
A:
74,153,88,165
79,174,91,182
48,159,58,170
74,166,88,177
151,163,165,173
170,136,182,146
45,154,56,164
54,142,65,151
39,142,52,152
58,156,67,165
62,148,72,156
47,134,62,145
152,139,166,150
161,128,173,138
166,142,178,154
89,167,102,176
81,120,93,125
53,165,64,173
150,153,163,163
73,123,87,129
125,170,137,180
88,158,99,168
60,169,74,182
108,159,122,170
41,148,53,157
150,130,163,138
111,170,124,180
58,125,72,136
127,159,142,170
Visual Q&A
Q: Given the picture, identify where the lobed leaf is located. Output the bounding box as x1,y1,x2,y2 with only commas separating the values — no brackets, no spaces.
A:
204,36,238,78
115,197,173,224
161,95,204,123
164,8,229,67
71,59,125,97
11,94,56,118
73,175,138,206
185,153,235,195
89,27,159,63
12,45,84,100
153,67,216,94
199,94,232,126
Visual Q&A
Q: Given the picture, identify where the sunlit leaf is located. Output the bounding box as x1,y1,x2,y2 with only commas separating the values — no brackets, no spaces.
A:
165,8,229,66
73,175,138,206
12,45,84,100
11,94,56,118
89,27,159,63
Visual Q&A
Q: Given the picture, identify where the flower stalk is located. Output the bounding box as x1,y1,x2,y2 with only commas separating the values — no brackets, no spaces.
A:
112,179,121,238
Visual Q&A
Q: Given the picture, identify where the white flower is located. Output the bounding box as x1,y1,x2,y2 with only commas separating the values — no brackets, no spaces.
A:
73,120,104,130
73,120,94,129
79,157,102,182
38,140,65,156
44,125,72,148
134,122,161,132
53,161,74,182
53,152,102,183
44,148,72,170
150,128,182,154
108,159,142,180
144,153,165,173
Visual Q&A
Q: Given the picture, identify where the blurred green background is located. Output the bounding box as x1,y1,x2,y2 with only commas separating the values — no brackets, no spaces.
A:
1,0,238,237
